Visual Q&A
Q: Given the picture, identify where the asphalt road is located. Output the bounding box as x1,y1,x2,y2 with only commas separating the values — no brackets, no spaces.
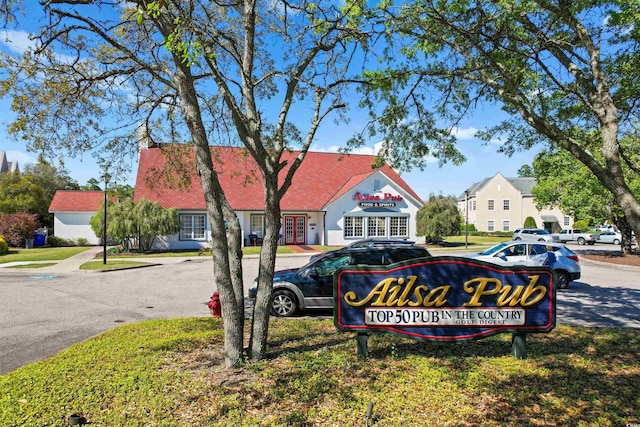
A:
1,247,638,375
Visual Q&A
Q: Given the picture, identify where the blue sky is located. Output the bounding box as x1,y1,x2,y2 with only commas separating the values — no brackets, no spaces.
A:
1,107,536,199
0,17,538,200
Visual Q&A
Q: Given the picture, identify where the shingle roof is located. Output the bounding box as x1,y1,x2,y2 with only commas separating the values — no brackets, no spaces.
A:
458,175,536,199
134,146,422,211
49,191,107,212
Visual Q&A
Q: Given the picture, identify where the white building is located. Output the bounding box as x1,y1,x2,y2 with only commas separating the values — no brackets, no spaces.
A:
134,145,424,249
48,191,105,245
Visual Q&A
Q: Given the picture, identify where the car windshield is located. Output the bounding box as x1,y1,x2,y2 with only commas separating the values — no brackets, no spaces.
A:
480,242,510,255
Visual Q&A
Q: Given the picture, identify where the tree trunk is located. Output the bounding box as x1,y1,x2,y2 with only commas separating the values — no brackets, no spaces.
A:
223,201,245,321
249,177,281,361
173,62,245,368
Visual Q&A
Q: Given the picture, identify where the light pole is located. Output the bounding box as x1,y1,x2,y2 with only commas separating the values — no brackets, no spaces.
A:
103,172,110,265
465,190,469,248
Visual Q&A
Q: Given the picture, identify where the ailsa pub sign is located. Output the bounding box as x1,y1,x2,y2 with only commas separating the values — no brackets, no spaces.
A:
334,256,556,341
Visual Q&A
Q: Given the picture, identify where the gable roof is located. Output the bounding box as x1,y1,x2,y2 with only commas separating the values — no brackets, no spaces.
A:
49,191,107,212
459,174,536,199
134,145,422,211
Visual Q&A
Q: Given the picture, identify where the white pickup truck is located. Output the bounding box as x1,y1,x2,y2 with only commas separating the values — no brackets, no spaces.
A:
552,228,600,245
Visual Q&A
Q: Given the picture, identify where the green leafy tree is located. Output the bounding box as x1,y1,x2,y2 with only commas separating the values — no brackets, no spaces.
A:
91,198,179,252
23,157,79,227
363,0,640,250
523,217,537,229
89,198,116,246
517,165,534,178
416,194,461,243
0,172,44,217
532,146,639,252
0,158,78,227
1,0,372,366
131,199,179,251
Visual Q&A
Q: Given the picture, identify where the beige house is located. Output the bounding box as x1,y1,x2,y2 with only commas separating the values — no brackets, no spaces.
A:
458,173,570,233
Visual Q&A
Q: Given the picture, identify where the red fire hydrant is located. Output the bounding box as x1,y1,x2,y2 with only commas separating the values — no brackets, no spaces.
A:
208,292,222,318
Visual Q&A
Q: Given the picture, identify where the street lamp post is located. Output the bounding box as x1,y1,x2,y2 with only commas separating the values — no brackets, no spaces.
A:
103,173,110,265
465,190,469,248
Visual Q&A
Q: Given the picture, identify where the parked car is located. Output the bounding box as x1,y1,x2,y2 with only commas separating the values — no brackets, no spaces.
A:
551,228,599,245
595,224,616,233
251,244,430,316
309,238,416,262
598,231,622,245
463,241,580,289
512,228,555,242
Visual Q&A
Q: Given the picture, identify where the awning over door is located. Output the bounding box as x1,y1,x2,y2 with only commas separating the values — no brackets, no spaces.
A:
541,215,558,222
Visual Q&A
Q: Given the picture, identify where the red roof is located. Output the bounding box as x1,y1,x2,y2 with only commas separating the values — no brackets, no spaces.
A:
49,191,107,212
134,146,422,211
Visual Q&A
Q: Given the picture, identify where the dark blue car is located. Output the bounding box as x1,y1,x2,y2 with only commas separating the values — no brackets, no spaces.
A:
251,245,431,316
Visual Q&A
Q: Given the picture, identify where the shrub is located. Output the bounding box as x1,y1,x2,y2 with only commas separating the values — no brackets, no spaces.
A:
0,212,39,247
0,235,8,255
76,237,88,246
47,235,76,247
460,223,476,233
524,216,537,228
572,219,590,230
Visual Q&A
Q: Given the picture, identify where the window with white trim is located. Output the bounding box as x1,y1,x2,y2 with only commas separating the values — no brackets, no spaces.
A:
250,214,265,237
503,220,510,232
368,217,386,237
564,216,571,227
488,220,495,232
472,200,476,210
390,217,408,237
503,199,510,210
180,214,206,240
488,199,495,210
344,216,364,238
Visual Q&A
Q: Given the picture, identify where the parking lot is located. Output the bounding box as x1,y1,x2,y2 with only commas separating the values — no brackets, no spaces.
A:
1,245,639,375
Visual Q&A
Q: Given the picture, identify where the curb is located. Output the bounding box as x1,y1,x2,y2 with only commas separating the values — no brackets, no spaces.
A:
579,256,640,272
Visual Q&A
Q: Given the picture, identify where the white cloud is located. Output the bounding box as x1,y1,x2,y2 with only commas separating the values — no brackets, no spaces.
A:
450,126,478,140
5,150,37,166
0,29,77,65
0,30,37,55
314,145,376,155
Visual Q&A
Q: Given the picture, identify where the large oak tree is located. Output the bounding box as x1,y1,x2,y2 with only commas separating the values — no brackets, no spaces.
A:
363,0,640,246
0,0,373,366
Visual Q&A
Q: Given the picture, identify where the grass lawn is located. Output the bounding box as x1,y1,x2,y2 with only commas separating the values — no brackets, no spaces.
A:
1,318,638,426
6,263,57,269
0,247,90,264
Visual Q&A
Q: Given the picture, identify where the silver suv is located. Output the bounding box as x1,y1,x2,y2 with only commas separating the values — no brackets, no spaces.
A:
464,241,580,289
512,228,555,242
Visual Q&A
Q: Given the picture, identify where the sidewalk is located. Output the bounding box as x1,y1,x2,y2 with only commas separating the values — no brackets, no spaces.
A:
0,245,322,274
37,246,104,273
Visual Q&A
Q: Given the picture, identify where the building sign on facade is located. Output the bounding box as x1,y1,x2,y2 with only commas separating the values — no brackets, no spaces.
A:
334,257,556,341
353,192,403,208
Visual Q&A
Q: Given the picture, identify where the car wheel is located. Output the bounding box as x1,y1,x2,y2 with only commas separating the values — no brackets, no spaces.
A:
514,237,522,240
613,239,620,245
587,241,595,245
538,238,546,242
577,237,586,245
557,271,570,289
271,290,298,317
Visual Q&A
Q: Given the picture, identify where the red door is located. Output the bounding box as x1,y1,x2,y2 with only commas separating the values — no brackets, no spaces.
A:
284,216,306,245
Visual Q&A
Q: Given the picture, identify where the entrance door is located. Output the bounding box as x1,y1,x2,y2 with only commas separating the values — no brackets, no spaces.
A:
284,215,306,245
